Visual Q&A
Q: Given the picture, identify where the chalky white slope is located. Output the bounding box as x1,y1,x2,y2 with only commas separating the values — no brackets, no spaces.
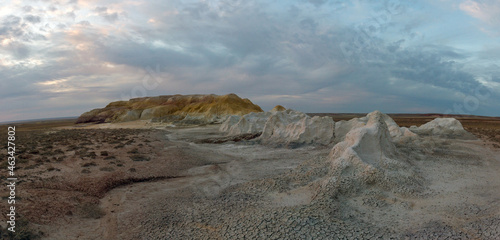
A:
223,112,272,135
334,111,416,143
259,109,335,146
410,118,476,139
220,108,335,146
322,111,424,196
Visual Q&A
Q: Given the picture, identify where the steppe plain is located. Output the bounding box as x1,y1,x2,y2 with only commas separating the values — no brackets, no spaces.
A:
1,114,500,240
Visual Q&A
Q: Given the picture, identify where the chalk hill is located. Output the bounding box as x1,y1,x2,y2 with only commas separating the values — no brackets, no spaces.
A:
76,94,263,124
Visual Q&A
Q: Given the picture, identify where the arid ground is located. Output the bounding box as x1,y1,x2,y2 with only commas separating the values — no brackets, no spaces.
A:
1,114,500,239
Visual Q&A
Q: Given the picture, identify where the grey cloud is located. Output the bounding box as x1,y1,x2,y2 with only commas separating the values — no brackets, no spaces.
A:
77,20,91,26
0,14,46,45
66,11,76,19
7,41,31,59
94,6,120,22
0,15,25,37
306,0,328,7
22,6,33,12
391,50,479,93
299,18,318,32
94,7,107,13
24,15,42,23
492,76,500,83
120,0,480,99
95,39,203,69
103,12,118,22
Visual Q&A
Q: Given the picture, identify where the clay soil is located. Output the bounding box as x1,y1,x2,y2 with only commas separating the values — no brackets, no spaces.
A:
0,114,499,239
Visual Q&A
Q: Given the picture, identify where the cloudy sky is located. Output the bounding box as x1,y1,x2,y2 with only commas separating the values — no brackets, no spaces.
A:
1,0,500,122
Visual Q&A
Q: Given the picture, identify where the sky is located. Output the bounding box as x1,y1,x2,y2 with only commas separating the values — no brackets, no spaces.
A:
1,0,500,122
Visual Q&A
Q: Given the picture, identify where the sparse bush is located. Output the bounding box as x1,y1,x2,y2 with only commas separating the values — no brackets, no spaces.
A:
130,155,150,162
114,144,125,149
81,162,97,167
29,149,40,154
99,167,114,172
53,149,64,155
86,152,97,159
127,148,139,154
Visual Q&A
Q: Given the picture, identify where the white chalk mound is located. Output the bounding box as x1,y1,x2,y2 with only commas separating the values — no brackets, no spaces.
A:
259,109,335,146
223,112,272,135
220,108,335,146
219,115,241,132
335,111,416,143
324,111,423,195
410,118,475,139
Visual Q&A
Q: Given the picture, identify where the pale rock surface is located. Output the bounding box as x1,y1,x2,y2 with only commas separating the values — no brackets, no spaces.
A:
220,108,335,146
219,115,241,132
321,111,424,196
410,118,475,139
334,111,416,143
226,112,272,135
118,110,142,122
258,109,335,146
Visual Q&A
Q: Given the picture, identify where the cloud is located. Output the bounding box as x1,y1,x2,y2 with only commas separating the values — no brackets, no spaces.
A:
460,0,500,32
94,6,120,22
0,15,25,37
22,6,33,12
24,14,41,23
0,0,499,122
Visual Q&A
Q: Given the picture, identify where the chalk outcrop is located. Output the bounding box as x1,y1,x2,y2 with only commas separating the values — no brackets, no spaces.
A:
219,115,241,132
76,94,263,124
323,111,424,195
335,111,416,143
410,118,475,139
259,110,335,146
221,108,335,146
224,112,272,135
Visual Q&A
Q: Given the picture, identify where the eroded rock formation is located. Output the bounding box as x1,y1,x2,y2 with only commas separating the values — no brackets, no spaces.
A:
76,94,263,124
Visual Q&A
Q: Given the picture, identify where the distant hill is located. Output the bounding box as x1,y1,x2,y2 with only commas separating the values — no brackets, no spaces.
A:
76,94,263,124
